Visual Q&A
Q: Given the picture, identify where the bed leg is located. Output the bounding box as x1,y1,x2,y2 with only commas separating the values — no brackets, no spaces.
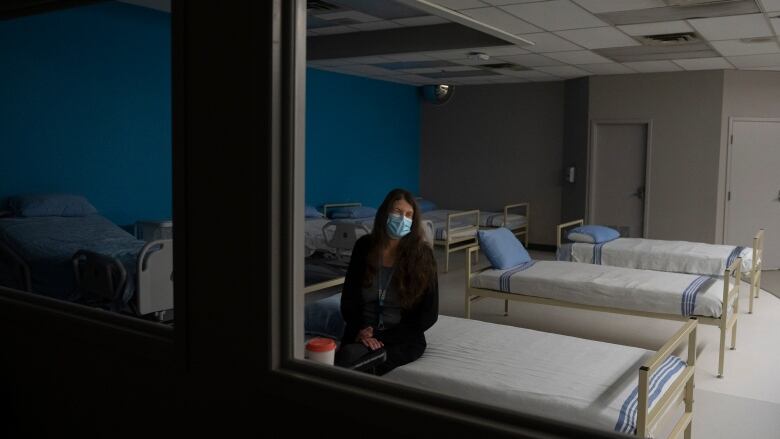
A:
444,242,450,273
755,270,761,299
465,295,471,319
718,325,726,378
749,274,755,314
504,300,509,317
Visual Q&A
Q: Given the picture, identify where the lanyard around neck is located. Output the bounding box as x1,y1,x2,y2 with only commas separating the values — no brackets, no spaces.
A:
377,257,395,330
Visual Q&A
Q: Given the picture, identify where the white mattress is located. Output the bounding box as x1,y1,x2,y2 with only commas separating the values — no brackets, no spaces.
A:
559,238,754,276
424,210,478,241
471,260,725,318
384,315,687,435
480,211,528,230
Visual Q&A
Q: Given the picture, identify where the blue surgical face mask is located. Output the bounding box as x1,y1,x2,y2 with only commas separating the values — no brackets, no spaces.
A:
386,213,412,239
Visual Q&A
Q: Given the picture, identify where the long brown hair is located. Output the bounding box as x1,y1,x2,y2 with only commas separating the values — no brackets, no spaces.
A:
364,188,437,308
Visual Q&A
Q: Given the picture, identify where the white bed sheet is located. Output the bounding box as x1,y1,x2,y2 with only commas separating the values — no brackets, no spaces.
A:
560,238,753,276
384,315,687,435
480,212,528,230
471,260,726,318
423,210,478,241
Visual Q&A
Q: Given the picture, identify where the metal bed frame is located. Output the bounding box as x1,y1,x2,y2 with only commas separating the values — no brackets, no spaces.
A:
556,219,765,314
465,245,741,378
480,202,530,247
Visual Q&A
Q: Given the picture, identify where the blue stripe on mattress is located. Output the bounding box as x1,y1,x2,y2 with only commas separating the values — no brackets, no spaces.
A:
486,213,502,227
498,261,537,292
614,356,686,434
593,242,605,265
680,275,716,316
726,246,745,269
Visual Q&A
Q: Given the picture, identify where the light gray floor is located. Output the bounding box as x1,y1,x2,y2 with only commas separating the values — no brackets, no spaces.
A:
433,248,780,439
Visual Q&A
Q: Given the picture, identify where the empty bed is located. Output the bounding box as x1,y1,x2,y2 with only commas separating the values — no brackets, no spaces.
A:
479,202,530,246
385,315,697,438
466,247,741,377
556,219,764,313
422,208,479,273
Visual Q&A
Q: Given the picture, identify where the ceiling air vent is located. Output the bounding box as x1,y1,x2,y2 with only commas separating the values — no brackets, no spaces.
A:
307,0,340,11
638,32,700,46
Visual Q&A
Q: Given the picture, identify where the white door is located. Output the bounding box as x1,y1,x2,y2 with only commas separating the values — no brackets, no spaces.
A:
726,119,780,269
589,122,649,238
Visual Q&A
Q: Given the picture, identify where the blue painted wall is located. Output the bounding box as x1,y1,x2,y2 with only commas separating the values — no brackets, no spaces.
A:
0,3,171,226
306,68,420,210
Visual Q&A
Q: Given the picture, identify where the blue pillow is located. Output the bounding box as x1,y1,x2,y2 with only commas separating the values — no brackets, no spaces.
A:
304,293,345,339
567,225,620,244
305,205,324,218
477,227,531,270
327,206,377,219
416,198,437,213
9,193,97,217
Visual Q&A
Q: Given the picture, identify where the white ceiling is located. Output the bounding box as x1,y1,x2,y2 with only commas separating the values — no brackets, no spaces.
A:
308,0,780,85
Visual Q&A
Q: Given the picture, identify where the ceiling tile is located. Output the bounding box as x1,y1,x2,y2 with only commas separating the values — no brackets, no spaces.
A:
384,74,435,85
382,53,436,62
441,65,482,71
451,57,504,65
617,20,694,37
688,14,774,41
623,60,683,72
534,65,590,77
425,49,472,60
710,39,780,57
308,25,360,35
461,6,542,33
392,16,449,26
750,66,780,71
501,0,607,31
428,0,487,9
482,0,541,5
579,63,635,74
545,50,612,64
572,0,665,14
759,0,780,12
727,53,780,68
498,53,565,66
350,21,402,31
400,67,447,74
488,76,530,83
332,64,397,75
345,56,395,64
555,26,639,49
470,45,530,56
317,10,381,23
672,57,734,70
517,32,583,52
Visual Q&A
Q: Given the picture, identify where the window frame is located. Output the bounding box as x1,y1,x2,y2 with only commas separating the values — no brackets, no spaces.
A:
266,1,628,437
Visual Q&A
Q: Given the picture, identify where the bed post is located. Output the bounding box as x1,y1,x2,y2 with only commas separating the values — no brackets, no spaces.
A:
445,241,450,273
636,366,649,438
750,229,764,314
465,246,475,319
684,317,697,439
718,257,740,378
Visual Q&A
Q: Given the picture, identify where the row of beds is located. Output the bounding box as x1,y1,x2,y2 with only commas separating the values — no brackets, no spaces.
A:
305,212,766,438
0,205,173,320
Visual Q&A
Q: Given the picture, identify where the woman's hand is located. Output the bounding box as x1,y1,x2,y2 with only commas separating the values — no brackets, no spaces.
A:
357,326,383,350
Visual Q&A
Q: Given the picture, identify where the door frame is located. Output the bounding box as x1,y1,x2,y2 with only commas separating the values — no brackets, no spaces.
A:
586,119,654,237
723,117,780,244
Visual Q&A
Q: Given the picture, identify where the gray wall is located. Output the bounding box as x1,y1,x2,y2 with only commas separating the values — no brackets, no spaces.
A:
561,77,589,223
589,71,724,243
717,70,780,242
420,82,564,245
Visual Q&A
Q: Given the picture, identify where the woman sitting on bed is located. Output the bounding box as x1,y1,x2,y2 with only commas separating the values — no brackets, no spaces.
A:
337,188,439,376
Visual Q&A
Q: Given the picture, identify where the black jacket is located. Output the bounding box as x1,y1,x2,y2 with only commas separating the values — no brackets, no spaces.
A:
340,235,438,347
